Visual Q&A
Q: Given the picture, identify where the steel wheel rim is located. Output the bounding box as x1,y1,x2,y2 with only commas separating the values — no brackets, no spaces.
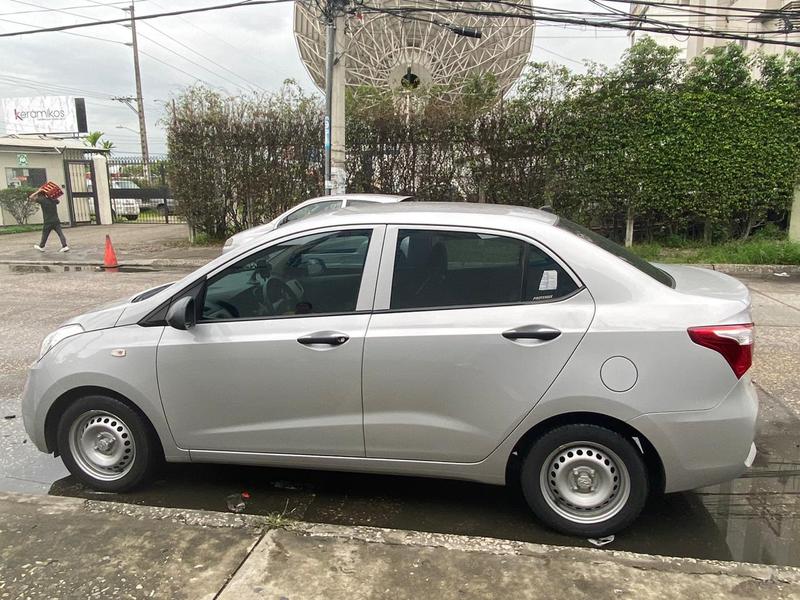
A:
539,441,630,525
68,410,136,481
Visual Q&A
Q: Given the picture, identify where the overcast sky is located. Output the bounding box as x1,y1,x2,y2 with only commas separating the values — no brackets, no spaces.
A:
0,0,631,155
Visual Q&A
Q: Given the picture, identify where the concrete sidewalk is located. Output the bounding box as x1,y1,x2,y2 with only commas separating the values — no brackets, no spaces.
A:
1,493,799,599
0,224,220,268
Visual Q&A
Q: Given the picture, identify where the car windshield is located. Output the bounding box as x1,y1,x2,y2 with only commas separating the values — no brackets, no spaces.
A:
556,217,675,288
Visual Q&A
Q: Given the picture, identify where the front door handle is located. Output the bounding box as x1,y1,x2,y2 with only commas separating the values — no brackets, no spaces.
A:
502,325,561,342
298,332,349,346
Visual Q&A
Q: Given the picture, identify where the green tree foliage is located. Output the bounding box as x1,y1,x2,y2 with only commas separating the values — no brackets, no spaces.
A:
0,186,39,225
166,82,323,238
167,42,800,242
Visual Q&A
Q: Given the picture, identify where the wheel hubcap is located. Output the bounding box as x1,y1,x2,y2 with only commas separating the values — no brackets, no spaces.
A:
68,411,135,481
540,442,630,524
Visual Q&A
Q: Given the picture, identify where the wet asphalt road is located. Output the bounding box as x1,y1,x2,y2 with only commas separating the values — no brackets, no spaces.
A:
1,266,799,567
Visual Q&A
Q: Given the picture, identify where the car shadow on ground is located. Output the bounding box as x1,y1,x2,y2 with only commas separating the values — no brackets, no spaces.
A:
49,461,734,563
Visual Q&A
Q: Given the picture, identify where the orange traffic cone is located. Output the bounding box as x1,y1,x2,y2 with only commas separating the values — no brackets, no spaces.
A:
103,235,119,271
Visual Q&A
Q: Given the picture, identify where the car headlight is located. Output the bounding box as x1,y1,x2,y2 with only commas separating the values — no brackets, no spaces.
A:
39,324,84,360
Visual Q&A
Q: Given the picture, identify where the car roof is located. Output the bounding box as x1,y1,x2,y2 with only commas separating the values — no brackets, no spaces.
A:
282,201,558,231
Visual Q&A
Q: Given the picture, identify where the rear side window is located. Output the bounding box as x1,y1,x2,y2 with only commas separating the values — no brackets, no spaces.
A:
556,218,674,288
390,229,578,310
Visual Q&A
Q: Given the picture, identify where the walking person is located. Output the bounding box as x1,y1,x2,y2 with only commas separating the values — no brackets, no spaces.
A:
29,183,69,252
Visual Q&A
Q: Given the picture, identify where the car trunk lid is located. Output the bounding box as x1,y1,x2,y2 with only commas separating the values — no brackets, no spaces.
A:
657,264,750,305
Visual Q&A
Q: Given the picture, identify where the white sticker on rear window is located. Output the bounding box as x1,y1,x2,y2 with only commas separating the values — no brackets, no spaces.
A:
539,270,558,291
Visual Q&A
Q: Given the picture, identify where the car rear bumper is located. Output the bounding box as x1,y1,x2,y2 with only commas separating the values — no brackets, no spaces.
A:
628,374,758,493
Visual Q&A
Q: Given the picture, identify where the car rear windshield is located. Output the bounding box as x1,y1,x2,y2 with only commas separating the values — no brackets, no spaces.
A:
556,217,675,288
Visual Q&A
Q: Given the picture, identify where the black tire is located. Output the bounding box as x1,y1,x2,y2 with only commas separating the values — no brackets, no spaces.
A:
520,424,648,537
125,214,138,221
56,395,160,492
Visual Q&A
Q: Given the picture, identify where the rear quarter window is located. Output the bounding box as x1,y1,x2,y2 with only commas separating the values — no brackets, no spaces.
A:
556,218,675,288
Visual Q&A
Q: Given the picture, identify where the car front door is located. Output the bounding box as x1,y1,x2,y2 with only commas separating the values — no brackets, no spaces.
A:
156,225,384,456
362,226,595,462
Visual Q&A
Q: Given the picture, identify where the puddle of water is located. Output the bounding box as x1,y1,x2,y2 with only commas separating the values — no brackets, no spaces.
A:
43,445,800,568
28,386,800,567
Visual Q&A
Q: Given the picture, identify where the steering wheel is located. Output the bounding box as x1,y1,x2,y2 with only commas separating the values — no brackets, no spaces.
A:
261,276,301,315
203,300,239,320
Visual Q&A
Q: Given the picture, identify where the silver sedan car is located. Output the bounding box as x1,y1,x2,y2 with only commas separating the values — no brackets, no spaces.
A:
22,203,757,537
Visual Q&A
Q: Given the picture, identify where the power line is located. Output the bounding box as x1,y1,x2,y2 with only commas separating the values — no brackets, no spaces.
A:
138,21,265,91
147,0,280,78
355,3,800,49
0,74,118,98
0,14,128,45
7,0,235,89
603,0,799,19
0,0,295,38
0,0,133,16
81,0,266,91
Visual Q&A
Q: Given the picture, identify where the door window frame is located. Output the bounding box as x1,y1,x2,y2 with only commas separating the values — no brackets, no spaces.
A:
373,224,584,312
197,224,386,323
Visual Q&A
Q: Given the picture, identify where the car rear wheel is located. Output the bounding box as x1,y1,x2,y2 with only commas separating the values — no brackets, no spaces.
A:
125,214,138,221
56,395,158,492
520,424,648,537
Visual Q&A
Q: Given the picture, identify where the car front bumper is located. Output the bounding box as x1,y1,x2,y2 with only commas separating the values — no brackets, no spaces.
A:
21,363,49,453
628,374,759,493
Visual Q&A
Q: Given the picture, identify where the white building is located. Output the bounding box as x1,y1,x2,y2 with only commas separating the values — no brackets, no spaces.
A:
628,0,799,61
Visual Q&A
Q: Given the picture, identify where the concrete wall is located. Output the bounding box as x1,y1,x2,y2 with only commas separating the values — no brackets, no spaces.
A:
0,149,70,226
790,183,800,243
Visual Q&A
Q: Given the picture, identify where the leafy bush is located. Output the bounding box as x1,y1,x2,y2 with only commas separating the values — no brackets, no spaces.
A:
0,186,38,225
167,41,800,243
632,240,800,265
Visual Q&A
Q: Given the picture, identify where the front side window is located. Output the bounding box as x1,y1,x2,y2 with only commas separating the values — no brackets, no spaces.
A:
203,229,372,320
390,229,578,310
280,200,341,227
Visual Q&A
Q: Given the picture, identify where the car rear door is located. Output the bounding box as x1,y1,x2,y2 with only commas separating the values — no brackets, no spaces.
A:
362,225,595,463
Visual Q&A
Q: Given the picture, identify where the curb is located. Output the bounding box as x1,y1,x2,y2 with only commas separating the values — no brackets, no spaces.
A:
700,263,799,275
3,492,799,585
0,258,209,271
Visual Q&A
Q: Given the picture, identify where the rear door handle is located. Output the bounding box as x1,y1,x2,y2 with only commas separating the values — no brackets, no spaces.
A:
502,325,561,342
297,332,349,346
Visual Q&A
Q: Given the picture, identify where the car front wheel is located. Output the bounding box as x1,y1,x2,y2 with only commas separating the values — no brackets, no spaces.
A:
56,395,158,492
520,424,648,537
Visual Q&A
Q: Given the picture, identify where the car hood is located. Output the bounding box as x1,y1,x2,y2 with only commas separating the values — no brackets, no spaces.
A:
64,282,176,332
64,299,129,332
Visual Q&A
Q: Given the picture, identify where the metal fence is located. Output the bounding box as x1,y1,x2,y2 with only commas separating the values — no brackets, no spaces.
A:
107,156,185,224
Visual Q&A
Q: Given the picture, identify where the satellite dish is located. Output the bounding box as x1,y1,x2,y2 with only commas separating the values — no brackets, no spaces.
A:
293,0,536,100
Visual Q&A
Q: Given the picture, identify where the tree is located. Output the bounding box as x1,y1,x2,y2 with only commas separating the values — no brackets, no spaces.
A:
0,186,39,224
84,131,114,152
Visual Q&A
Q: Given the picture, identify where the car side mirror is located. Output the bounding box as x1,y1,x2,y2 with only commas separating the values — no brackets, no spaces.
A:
166,296,195,330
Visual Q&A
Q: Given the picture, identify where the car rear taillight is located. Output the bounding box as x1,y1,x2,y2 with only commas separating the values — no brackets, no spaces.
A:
688,323,754,379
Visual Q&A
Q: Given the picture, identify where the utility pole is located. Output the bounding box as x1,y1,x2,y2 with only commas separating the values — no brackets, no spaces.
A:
124,1,150,169
319,5,479,196
324,0,347,195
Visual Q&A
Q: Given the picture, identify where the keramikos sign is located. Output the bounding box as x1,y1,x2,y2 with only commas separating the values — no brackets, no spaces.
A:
1,96,88,134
